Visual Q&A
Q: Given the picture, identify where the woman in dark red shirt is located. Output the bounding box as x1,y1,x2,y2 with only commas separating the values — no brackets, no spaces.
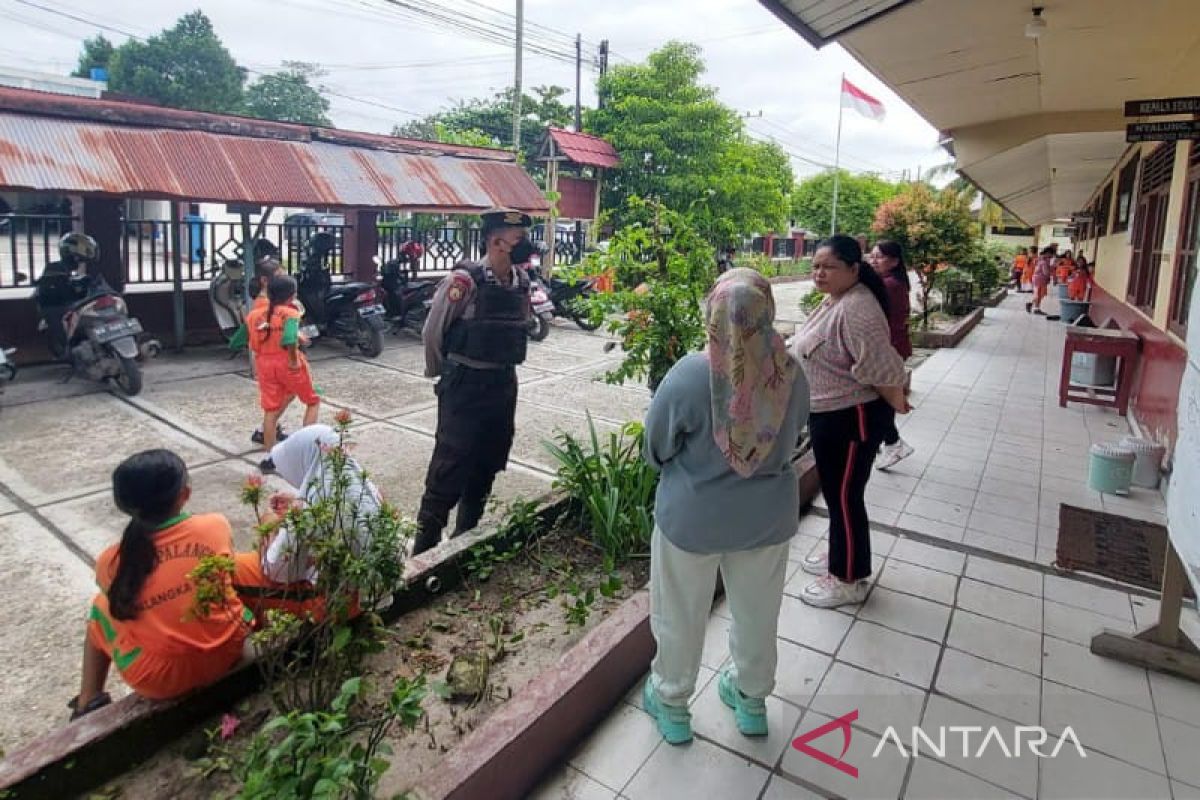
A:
867,240,914,470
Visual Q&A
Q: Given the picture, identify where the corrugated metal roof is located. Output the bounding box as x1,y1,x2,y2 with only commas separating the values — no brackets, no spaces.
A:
0,88,549,213
547,128,620,169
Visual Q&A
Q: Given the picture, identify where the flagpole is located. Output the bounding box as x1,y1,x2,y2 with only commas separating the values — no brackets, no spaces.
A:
831,75,844,236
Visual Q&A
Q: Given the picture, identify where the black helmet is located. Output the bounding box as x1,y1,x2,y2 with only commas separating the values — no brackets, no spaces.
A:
306,231,336,260
59,232,99,263
252,238,280,261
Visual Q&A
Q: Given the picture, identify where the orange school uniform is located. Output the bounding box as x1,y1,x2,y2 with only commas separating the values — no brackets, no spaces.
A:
88,513,251,700
1067,270,1092,301
232,550,331,624
246,302,318,412
1056,258,1075,283
1019,255,1035,286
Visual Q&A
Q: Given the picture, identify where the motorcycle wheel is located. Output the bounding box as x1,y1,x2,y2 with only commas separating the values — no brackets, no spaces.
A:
113,354,143,396
567,301,601,331
528,313,551,342
358,319,385,358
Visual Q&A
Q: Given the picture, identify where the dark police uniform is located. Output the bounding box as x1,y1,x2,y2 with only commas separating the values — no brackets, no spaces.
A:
412,210,533,555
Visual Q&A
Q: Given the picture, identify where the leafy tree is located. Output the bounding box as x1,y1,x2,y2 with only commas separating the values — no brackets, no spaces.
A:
790,169,900,237
872,183,978,328
243,62,331,126
392,85,572,169
107,11,245,114
71,34,114,79
586,42,792,243
926,162,1005,235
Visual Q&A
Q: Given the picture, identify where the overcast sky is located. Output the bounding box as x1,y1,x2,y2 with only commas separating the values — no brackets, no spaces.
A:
1,0,949,181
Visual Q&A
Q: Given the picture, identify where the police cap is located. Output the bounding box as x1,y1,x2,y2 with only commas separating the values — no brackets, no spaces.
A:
480,208,532,230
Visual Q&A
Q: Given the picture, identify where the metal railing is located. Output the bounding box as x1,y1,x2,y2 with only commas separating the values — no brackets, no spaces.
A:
0,214,75,287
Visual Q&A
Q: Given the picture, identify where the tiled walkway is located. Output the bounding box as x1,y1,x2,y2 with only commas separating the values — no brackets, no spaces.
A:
816,291,1167,565
537,516,1200,800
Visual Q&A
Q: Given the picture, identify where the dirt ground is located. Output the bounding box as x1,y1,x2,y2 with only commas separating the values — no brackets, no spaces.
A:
0,322,648,756
93,525,651,799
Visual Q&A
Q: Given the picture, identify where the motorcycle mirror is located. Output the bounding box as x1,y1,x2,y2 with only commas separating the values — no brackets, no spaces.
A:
15,271,27,281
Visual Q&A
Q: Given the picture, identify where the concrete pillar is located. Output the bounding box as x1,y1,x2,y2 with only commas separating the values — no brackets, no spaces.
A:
791,233,804,261
765,234,775,259
344,210,379,283
82,196,124,291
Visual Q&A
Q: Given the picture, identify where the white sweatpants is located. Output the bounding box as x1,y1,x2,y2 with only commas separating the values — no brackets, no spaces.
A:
649,526,790,707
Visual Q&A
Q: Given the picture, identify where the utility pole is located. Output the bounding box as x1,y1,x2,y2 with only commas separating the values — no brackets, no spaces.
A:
574,33,582,130
512,0,524,155
596,39,609,110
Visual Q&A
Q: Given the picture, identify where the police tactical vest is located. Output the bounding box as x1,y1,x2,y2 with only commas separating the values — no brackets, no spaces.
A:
445,264,529,366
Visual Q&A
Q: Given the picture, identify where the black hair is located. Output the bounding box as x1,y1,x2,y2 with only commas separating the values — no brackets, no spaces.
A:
108,450,189,621
873,239,910,291
818,235,890,316
263,274,298,342
1040,246,1055,256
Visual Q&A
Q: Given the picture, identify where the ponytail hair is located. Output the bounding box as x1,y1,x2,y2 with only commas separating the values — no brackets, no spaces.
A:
819,235,890,317
263,274,298,343
107,450,188,621
874,239,910,291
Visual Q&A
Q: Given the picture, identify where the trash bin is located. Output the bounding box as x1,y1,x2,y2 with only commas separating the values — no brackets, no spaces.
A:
1070,352,1116,387
1060,299,1089,323
1119,436,1165,489
1056,284,1070,299
1087,443,1135,495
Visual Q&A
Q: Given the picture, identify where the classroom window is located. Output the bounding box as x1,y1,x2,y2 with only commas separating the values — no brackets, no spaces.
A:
1113,154,1141,234
1168,149,1200,337
1127,145,1174,312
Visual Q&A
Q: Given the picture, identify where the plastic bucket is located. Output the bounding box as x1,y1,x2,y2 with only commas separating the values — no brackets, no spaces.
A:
1119,436,1165,489
1060,299,1089,323
1071,352,1116,387
1087,443,1135,495
1056,284,1070,299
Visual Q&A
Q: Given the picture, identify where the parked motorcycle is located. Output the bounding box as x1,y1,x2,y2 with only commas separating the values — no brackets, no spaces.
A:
297,232,387,357
207,239,283,344
0,345,15,391
528,275,554,341
377,243,438,336
31,235,158,396
529,264,600,331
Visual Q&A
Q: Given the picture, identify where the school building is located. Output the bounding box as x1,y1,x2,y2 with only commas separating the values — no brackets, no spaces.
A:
762,0,1196,460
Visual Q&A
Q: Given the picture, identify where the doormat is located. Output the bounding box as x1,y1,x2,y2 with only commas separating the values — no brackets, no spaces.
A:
1056,504,1193,596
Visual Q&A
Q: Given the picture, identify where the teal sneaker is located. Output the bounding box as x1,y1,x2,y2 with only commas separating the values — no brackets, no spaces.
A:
718,668,768,736
642,679,693,745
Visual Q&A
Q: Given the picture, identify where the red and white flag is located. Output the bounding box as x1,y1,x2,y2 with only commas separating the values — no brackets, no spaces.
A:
840,77,885,122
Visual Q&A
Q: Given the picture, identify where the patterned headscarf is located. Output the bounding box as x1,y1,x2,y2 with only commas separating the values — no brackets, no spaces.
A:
706,268,798,477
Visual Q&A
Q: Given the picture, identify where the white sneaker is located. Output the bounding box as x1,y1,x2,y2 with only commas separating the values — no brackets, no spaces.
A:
802,549,828,576
801,574,870,609
875,439,915,470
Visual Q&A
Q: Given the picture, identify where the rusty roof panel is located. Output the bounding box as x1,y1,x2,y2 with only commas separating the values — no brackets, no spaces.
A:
0,106,549,213
547,128,620,169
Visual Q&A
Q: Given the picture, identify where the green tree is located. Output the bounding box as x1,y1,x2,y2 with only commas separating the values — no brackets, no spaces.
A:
926,162,1006,235
107,11,245,114
790,169,900,237
243,62,331,126
70,34,114,79
585,42,792,243
392,85,572,169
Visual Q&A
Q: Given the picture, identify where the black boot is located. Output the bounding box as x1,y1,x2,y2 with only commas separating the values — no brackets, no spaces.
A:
452,497,486,538
411,522,443,556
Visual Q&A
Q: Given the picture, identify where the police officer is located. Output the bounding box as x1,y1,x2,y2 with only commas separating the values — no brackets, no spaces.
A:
411,208,536,555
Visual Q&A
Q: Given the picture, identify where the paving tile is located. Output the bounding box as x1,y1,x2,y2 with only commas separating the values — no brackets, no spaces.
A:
920,695,1038,798
690,678,803,767
966,509,1039,543
1148,671,1200,730
771,638,833,710
532,766,617,800
983,463,1035,486
569,703,665,792
1174,781,1200,799
1160,715,1200,789
780,710,909,800
808,662,926,738
985,450,1041,475
858,586,953,641
876,558,959,607
904,495,971,527
1043,575,1133,620
838,620,941,688
760,775,826,800
962,529,1036,561
865,484,911,512
888,537,967,575
905,759,1024,800
976,476,1033,504
1041,681,1166,774
623,735,769,800
1043,600,1132,647
1040,746,1172,800
896,512,966,543
866,504,901,527
931,454,988,477
1042,637,1153,710
935,647,1040,725
963,556,1043,597
955,578,1043,632
775,594,854,656
797,513,830,537
870,471,920,494
922,465,982,490
947,610,1042,676
971,492,1040,524
911,479,979,507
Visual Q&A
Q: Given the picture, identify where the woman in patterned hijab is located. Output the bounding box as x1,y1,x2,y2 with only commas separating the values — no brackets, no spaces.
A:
641,267,809,746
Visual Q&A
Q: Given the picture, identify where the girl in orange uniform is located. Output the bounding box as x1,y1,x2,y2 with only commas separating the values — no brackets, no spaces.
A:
1068,257,1094,301
70,450,251,719
1019,247,1036,292
1055,250,1076,285
246,275,320,473
1011,250,1028,290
